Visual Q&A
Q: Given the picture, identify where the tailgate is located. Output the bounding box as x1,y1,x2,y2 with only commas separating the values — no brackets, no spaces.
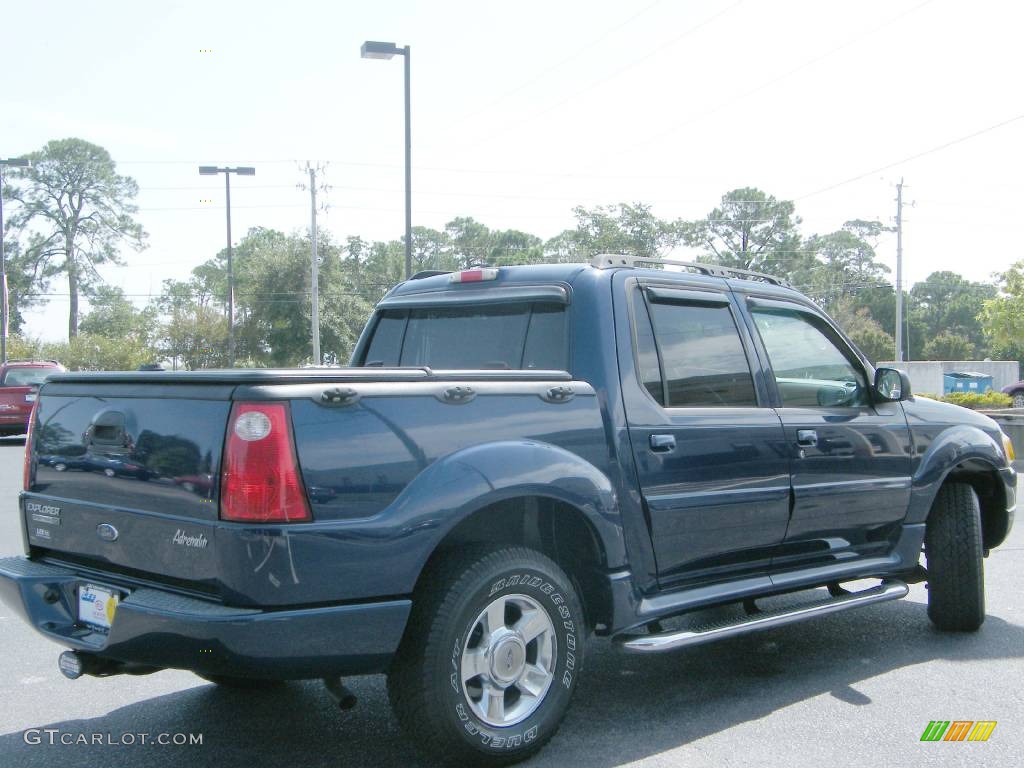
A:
0,385,36,417
25,383,232,583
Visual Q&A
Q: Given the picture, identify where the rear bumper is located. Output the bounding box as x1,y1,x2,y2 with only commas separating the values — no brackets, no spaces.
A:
0,556,410,679
0,412,29,432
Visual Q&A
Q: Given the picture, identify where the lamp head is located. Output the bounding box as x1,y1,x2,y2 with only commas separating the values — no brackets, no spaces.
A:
361,40,400,59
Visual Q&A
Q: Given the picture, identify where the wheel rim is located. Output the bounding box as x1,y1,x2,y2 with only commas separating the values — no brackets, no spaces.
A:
460,593,556,727
1014,393,1024,408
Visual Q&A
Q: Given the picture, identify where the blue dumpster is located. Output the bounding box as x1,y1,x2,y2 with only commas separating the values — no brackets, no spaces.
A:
943,371,994,394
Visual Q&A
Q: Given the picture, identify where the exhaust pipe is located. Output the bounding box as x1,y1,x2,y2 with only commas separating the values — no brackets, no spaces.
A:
59,650,109,679
323,677,357,710
58,651,159,679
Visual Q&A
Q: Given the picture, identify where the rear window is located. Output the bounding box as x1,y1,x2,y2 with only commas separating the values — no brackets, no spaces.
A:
1,368,55,387
361,302,569,370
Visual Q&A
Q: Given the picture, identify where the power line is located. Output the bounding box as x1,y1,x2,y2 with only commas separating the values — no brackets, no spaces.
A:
618,0,935,155
429,0,666,139
457,0,746,153
798,111,1024,199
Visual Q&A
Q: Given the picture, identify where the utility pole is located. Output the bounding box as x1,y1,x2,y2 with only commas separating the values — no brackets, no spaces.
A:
894,178,905,363
308,166,321,365
300,163,329,365
0,157,31,365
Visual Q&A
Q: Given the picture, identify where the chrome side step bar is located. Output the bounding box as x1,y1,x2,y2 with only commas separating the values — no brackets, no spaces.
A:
616,579,909,654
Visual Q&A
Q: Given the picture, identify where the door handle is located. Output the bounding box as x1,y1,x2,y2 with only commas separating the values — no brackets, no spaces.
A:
650,434,676,452
796,429,818,447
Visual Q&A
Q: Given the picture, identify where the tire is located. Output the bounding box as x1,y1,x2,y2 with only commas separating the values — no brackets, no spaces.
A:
388,546,585,766
925,482,985,632
196,673,283,689
1013,392,1024,409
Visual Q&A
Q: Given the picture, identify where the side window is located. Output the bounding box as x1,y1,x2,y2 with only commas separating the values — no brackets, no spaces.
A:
522,304,569,370
638,293,758,408
751,308,868,408
363,310,407,366
633,298,664,404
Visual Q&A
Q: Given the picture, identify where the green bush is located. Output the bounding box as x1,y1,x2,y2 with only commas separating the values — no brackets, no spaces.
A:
8,334,153,371
917,391,1013,410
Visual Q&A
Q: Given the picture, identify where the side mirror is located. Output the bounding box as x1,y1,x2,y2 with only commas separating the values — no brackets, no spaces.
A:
875,367,911,402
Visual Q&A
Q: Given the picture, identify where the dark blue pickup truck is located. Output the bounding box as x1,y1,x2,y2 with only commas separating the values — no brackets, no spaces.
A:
1,257,1016,764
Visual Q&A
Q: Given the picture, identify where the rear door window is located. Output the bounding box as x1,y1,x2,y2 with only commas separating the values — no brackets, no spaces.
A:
361,302,569,371
635,292,758,407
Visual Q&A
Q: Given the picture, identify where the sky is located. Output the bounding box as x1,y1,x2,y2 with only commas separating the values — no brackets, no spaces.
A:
3,0,1023,341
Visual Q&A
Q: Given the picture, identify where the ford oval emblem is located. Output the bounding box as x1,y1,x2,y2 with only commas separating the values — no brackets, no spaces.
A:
96,523,119,542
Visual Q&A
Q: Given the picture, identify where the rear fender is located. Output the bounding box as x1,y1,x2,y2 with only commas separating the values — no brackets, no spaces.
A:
392,440,626,584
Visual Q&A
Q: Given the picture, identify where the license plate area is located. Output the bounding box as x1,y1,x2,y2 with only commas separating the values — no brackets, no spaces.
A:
77,583,122,631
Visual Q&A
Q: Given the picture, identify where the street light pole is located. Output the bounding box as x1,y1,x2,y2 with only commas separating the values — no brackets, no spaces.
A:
199,165,255,367
894,179,904,363
0,157,31,366
224,170,233,366
361,40,413,280
309,166,321,365
403,46,412,281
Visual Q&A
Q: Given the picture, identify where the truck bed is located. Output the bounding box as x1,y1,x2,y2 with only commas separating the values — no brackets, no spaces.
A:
25,367,601,608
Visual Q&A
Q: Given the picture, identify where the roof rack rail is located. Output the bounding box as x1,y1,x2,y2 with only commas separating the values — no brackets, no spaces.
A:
590,254,792,289
1,359,62,365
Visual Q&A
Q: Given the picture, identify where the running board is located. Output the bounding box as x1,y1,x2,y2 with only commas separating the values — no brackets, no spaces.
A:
616,579,909,653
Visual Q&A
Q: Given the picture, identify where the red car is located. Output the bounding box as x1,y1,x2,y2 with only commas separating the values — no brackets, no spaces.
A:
0,360,65,437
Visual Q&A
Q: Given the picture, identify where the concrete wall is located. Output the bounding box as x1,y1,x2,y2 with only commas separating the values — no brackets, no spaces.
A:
876,360,1021,396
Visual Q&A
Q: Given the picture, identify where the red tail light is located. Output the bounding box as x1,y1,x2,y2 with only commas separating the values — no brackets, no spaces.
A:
220,402,311,523
23,401,38,491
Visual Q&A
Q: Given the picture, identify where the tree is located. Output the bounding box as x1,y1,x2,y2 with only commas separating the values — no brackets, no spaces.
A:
168,227,376,367
410,226,451,273
795,222,890,311
445,217,492,269
5,139,146,338
43,334,151,371
547,203,683,262
486,229,544,266
921,331,975,361
0,236,48,335
980,261,1024,364
153,279,229,370
344,235,369,290
830,303,895,365
909,271,995,357
684,188,803,274
79,285,156,345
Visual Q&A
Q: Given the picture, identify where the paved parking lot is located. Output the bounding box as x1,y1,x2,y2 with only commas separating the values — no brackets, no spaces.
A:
0,435,1020,767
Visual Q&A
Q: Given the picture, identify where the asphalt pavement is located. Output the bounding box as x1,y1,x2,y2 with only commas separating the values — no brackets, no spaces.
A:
0,434,1020,767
